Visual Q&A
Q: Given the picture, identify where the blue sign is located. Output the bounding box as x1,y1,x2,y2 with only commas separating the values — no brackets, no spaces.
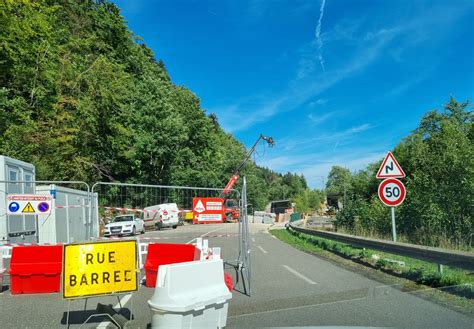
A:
8,202,20,213
37,202,50,213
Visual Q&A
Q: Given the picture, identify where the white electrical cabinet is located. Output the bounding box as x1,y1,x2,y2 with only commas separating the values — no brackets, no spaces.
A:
36,185,99,244
0,155,36,244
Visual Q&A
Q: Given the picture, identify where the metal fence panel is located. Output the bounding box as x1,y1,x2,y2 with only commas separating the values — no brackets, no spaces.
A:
91,182,240,218
91,181,253,295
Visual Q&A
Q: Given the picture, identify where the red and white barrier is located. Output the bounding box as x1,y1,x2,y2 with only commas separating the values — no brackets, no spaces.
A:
2,205,190,213
102,206,188,214
136,238,211,270
90,237,213,270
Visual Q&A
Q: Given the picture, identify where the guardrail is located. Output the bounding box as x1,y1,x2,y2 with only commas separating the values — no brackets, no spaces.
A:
289,221,474,271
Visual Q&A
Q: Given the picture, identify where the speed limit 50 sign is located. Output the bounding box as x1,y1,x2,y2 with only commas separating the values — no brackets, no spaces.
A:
378,178,406,207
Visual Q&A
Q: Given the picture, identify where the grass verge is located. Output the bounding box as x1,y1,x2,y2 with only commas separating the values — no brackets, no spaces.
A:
270,227,473,312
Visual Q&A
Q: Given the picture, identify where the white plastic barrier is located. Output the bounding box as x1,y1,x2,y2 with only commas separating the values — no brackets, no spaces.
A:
192,238,211,260
0,246,9,292
139,243,149,269
210,247,221,260
1,245,13,260
0,263,4,292
148,259,232,329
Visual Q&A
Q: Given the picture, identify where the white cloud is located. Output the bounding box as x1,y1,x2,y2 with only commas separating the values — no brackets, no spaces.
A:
364,27,401,41
307,111,333,125
279,123,374,152
348,123,371,133
309,98,328,107
322,17,365,44
217,97,285,132
299,152,384,188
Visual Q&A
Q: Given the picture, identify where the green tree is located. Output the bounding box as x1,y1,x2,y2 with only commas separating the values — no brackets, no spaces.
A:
293,189,325,214
326,166,352,197
334,97,473,249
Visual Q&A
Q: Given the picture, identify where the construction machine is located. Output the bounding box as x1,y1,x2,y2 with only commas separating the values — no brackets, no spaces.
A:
222,134,275,221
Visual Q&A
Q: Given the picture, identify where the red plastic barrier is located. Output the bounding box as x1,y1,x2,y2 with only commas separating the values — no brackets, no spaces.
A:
224,272,233,292
144,243,198,288
9,245,63,294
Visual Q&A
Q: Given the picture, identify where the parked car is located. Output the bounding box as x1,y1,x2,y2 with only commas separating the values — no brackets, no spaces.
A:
142,203,180,230
104,214,145,237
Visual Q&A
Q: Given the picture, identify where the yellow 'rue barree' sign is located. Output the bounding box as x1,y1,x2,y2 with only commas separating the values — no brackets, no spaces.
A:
63,240,138,299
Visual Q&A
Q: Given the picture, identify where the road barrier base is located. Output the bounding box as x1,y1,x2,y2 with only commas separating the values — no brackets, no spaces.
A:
150,303,229,329
148,259,232,329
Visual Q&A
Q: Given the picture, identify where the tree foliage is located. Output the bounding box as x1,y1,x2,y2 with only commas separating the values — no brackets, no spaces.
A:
332,97,473,248
0,0,305,210
326,165,352,195
293,189,325,214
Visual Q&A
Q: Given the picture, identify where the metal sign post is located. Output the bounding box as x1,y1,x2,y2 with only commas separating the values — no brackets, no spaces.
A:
376,152,406,242
378,177,406,243
391,207,397,242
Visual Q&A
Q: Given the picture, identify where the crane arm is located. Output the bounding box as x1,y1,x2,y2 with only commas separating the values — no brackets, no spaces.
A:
222,134,274,195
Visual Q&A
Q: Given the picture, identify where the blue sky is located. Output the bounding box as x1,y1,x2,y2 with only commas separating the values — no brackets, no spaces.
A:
114,0,474,188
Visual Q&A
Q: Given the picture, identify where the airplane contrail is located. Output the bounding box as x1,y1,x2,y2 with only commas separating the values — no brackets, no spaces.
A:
315,0,326,72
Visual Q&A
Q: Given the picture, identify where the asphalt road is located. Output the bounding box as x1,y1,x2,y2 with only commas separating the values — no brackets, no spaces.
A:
0,223,472,328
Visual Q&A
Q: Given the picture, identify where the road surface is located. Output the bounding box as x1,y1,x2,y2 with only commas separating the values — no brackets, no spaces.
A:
0,223,472,328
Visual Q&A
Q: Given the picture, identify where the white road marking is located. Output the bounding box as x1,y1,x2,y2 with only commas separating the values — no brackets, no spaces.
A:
185,226,227,244
251,237,256,242
96,294,132,328
282,265,317,285
227,297,366,319
257,245,268,254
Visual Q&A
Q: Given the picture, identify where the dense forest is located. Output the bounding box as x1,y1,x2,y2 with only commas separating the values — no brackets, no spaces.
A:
0,0,307,210
325,97,473,249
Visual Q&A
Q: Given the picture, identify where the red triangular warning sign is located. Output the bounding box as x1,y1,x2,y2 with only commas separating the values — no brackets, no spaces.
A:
376,151,405,179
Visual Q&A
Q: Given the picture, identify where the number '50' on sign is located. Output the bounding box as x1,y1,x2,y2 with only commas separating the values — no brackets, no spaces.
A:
378,178,406,207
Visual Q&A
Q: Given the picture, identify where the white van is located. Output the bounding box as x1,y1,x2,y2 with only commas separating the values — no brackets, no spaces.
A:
142,203,180,230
